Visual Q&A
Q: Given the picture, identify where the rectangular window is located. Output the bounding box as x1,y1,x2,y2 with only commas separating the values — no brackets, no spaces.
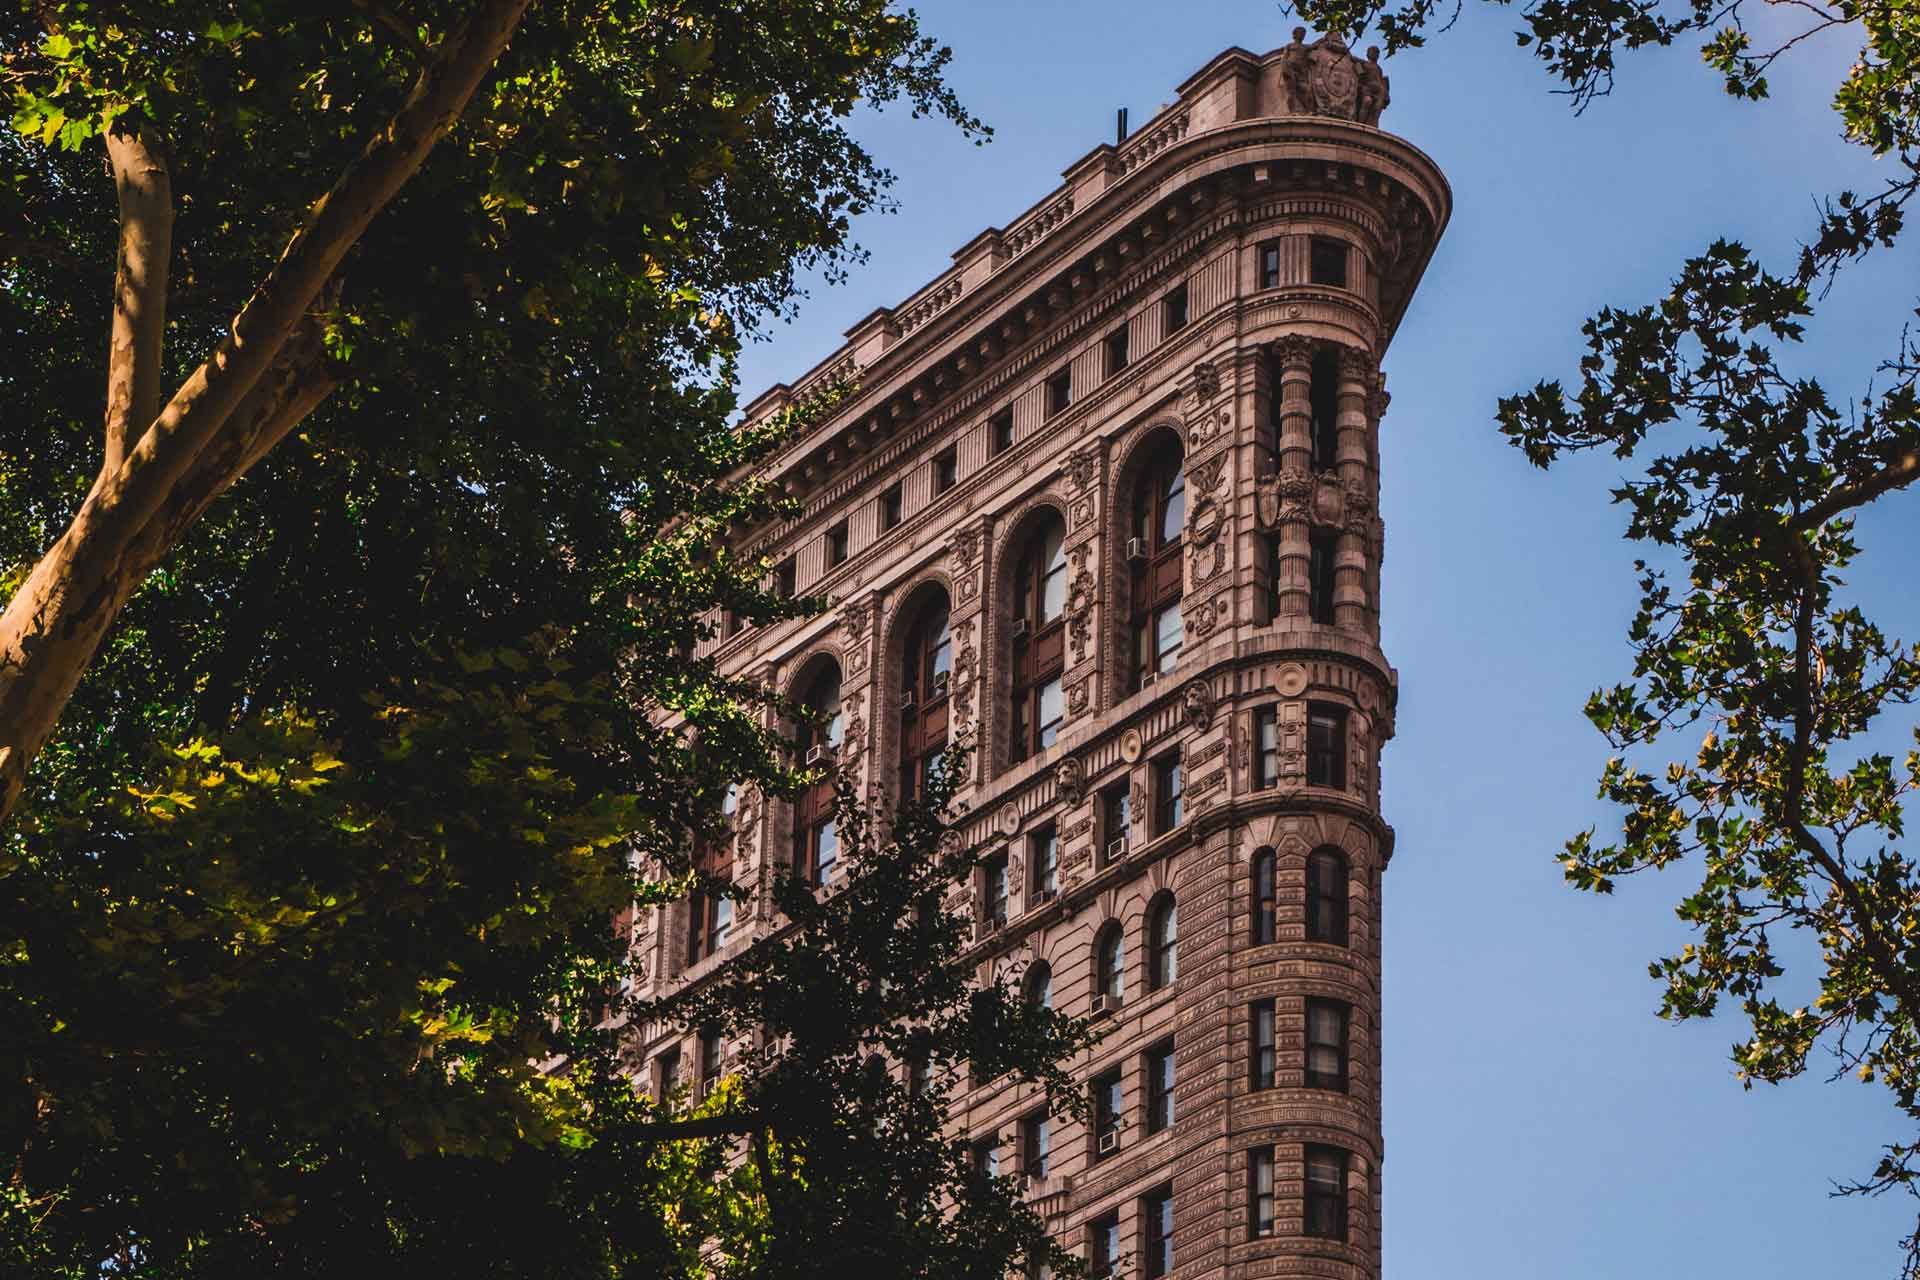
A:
1045,368,1072,418
698,1026,722,1098
1264,532,1285,622
1252,850,1278,945
825,521,850,568
803,816,838,884
1142,1185,1174,1278
1101,784,1131,864
1310,236,1349,288
1308,529,1337,624
1253,706,1280,790
655,1045,681,1101
984,853,1010,929
1145,1040,1175,1135
1089,1212,1121,1278
773,556,796,599
971,1135,1000,1179
1163,282,1189,334
1030,826,1059,898
1259,239,1282,288
1308,850,1350,946
724,608,744,640
990,408,1015,456
1306,999,1350,1092
1104,324,1130,377
1310,348,1340,471
1250,999,1276,1090
1093,1068,1122,1158
908,1056,931,1100
1153,752,1183,837
1022,1111,1051,1180
932,447,958,495
1304,1145,1349,1240
1248,1146,1276,1238
1306,703,1348,789
879,482,904,531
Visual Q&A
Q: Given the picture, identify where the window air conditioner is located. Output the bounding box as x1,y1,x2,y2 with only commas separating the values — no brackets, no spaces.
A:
901,688,916,709
1097,1130,1120,1155
1105,838,1130,865
1090,994,1119,1017
1140,672,1158,689
1126,536,1150,563
932,671,950,697
804,744,832,767
1010,617,1030,640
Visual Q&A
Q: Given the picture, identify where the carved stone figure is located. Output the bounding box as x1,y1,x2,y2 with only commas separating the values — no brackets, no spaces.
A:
1182,678,1214,731
1055,757,1087,807
1278,28,1313,114
1357,47,1391,125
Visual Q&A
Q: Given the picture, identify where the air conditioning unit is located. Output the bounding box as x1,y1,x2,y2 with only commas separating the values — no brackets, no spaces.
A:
1097,1130,1120,1155
901,688,916,710
1090,994,1120,1017
1010,617,1030,640
931,671,950,697
1126,536,1150,563
1105,838,1130,865
804,744,832,767
1140,672,1158,689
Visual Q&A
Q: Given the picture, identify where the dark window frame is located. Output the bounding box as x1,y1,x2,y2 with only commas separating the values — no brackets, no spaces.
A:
1304,1144,1350,1241
1308,528,1338,624
898,597,953,801
1152,752,1183,837
1045,367,1073,418
1104,323,1131,377
1251,847,1278,945
982,852,1010,930
932,447,959,495
1305,997,1351,1092
1253,706,1280,790
1309,236,1349,288
990,407,1015,456
1250,998,1276,1091
1306,702,1348,790
1310,347,1341,471
1029,825,1060,898
879,481,904,531
1129,438,1186,691
1022,1110,1052,1180
1248,1145,1276,1239
1146,893,1178,990
1010,513,1069,764
1258,239,1282,289
825,520,850,568
1142,1183,1175,1279
1144,1039,1175,1135
1089,1210,1122,1278
1162,282,1189,334
1096,922,1125,1003
1101,784,1132,863
773,556,797,599
1307,847,1350,946
1092,1067,1123,1159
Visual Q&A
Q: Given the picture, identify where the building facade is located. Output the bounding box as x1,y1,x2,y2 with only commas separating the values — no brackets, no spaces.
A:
631,32,1450,1279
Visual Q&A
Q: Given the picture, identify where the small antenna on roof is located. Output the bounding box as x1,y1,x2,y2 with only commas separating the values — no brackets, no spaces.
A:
1116,107,1128,144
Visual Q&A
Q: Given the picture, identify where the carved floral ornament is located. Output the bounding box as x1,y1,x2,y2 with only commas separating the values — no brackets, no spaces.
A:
1255,465,1377,534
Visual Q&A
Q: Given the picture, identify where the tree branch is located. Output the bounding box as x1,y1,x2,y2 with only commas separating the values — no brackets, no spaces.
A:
99,128,173,479
1788,449,1920,530
0,0,533,829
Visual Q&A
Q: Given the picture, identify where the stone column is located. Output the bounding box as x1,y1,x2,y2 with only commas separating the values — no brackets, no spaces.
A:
1270,336,1316,621
1334,347,1375,634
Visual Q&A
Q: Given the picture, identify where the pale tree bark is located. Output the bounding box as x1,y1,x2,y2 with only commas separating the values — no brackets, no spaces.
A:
0,0,535,827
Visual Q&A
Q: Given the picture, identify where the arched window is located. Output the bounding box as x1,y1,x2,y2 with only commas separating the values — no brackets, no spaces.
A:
1146,893,1178,990
1306,848,1349,946
792,660,843,885
1251,849,1277,945
1010,513,1068,763
1095,922,1125,1005
1024,961,1053,1011
1127,435,1185,691
899,591,953,801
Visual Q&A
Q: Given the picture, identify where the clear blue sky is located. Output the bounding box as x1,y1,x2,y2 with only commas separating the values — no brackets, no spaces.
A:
733,4,1920,1274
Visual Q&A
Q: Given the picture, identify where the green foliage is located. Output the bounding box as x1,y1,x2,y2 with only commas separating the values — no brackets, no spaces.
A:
0,2,1085,1276
1277,0,1920,1266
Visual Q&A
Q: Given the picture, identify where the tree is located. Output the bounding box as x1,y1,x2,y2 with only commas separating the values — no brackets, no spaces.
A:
1,2,1097,1274
1284,0,1920,1266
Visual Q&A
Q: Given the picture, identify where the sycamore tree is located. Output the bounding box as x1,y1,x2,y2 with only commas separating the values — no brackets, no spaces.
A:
1283,0,1920,1266
0,2,1096,1275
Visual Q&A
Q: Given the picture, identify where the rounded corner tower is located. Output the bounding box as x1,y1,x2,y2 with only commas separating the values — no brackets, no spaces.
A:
634,31,1450,1280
